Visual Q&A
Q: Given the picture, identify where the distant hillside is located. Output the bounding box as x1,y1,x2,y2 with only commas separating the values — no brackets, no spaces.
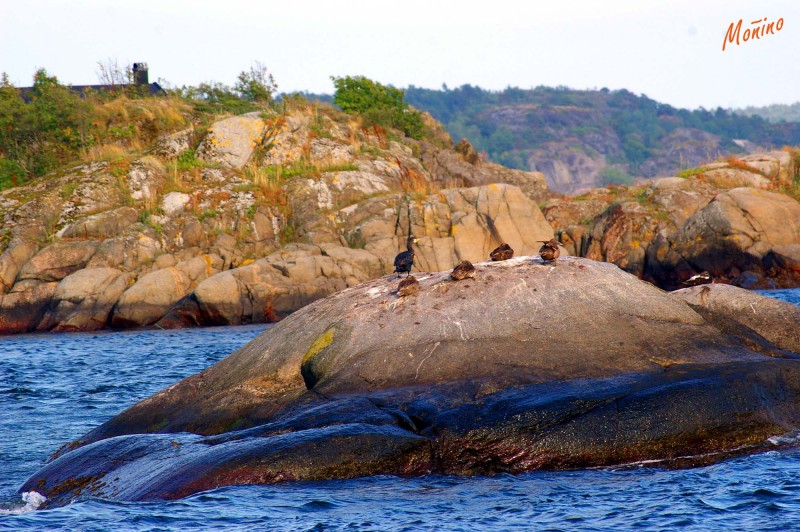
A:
734,102,800,124
403,85,800,193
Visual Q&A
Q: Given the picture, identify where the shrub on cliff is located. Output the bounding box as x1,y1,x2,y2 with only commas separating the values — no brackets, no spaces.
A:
235,62,277,103
0,69,94,179
331,75,425,140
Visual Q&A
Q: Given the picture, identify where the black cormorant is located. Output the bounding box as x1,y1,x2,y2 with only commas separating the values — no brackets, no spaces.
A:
394,236,418,277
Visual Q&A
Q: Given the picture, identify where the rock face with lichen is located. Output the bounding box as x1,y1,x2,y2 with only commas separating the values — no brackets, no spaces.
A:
543,151,800,289
20,255,800,506
0,104,553,335
3,99,800,334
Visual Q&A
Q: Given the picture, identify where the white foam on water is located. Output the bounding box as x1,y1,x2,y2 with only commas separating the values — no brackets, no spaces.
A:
768,429,800,446
0,491,47,515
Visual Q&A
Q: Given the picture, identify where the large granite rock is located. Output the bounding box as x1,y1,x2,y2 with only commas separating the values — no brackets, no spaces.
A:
111,256,221,327
647,188,800,288
0,280,57,334
18,241,100,283
38,268,133,332
59,207,138,239
22,257,800,506
196,113,266,169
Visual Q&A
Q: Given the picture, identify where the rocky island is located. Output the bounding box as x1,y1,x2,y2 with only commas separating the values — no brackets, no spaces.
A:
20,254,800,506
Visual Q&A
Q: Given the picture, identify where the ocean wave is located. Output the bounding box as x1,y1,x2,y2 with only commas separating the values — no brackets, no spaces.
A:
769,429,800,446
0,491,46,515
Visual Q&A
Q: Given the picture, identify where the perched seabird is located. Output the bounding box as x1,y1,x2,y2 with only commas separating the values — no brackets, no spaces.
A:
394,236,418,277
396,275,420,297
451,260,476,280
538,239,561,263
490,243,514,261
683,271,713,287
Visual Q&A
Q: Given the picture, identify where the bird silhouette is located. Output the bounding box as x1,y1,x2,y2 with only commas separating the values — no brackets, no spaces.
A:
394,236,418,277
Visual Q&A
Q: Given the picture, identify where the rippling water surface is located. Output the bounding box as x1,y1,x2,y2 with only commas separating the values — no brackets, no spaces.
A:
2,290,800,531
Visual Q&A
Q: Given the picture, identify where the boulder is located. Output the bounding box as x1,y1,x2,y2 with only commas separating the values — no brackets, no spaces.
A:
59,207,138,239
26,257,800,504
161,192,191,217
740,151,793,186
585,201,658,277
18,241,100,282
196,113,266,169
180,244,385,326
0,240,38,294
670,188,800,275
38,268,133,332
111,256,219,327
0,280,57,334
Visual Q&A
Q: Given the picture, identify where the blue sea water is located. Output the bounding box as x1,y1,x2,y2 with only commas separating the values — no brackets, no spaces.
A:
2,291,800,531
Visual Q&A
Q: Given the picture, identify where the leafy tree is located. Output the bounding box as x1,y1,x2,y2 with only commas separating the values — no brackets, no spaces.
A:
235,61,277,103
0,69,95,178
331,75,426,139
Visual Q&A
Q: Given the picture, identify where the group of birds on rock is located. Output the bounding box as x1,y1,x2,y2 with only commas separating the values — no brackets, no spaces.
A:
393,235,563,297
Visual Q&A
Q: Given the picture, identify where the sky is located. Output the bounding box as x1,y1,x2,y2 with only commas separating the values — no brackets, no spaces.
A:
1,0,798,110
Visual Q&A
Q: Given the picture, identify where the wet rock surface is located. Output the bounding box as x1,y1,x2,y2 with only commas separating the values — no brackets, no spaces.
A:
22,256,800,506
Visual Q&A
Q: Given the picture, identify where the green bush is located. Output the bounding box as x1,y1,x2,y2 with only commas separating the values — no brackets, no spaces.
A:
176,150,202,171
0,69,95,178
235,62,277,103
331,75,426,139
0,157,25,190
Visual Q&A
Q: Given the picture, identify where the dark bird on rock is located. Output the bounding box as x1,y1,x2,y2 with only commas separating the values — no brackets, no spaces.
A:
490,243,514,261
538,239,561,263
451,260,476,280
394,236,418,277
683,271,713,287
396,275,420,297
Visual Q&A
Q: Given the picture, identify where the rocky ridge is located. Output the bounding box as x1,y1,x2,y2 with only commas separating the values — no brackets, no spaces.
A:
0,103,552,334
543,150,800,289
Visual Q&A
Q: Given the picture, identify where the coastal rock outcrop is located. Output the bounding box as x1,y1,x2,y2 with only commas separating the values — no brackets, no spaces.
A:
111,256,222,327
22,257,800,506
0,103,561,334
2,103,799,335
38,268,133,332
545,154,800,289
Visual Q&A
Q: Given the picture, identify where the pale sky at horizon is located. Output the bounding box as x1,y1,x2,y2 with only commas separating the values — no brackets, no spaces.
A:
1,0,798,110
